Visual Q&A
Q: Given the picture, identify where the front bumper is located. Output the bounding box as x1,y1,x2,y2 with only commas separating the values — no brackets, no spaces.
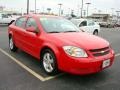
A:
58,49,115,75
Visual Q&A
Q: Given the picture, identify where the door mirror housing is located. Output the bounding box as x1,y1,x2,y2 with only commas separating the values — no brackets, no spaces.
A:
26,26,35,32
26,26,39,34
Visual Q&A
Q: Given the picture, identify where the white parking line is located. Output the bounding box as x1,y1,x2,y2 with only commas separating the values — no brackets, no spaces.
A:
0,48,120,82
0,48,64,82
115,53,120,57
44,73,65,81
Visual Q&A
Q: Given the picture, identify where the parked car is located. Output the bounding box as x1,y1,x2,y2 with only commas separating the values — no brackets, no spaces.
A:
96,21,106,27
71,19,100,35
0,13,18,25
8,14,115,75
115,21,120,27
99,20,117,28
115,23,120,27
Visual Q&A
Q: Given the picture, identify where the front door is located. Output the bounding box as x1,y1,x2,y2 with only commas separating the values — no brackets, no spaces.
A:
23,17,41,58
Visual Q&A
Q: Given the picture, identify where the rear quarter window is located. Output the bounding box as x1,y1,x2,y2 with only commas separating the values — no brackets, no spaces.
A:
88,20,95,26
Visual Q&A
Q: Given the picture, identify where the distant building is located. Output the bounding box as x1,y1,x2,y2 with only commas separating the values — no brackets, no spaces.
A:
0,6,21,15
88,13,110,22
0,9,22,16
0,10,19,14
0,6,4,11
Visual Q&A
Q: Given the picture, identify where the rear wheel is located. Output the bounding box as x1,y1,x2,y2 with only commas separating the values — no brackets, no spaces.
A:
9,36,18,52
41,49,58,75
107,24,111,28
93,30,98,35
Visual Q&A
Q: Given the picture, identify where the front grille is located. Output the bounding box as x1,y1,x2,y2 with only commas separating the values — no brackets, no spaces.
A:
89,47,110,57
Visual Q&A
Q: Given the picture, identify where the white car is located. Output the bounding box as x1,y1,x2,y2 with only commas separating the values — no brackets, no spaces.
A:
0,13,17,25
71,19,100,35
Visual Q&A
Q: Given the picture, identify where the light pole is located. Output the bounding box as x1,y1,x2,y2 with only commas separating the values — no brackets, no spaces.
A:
58,3,62,16
86,2,91,17
36,9,39,13
111,8,114,16
116,11,120,23
94,8,97,13
116,11,120,17
83,10,86,18
27,0,29,14
68,8,71,15
47,8,51,14
21,8,23,15
35,0,36,14
81,0,83,18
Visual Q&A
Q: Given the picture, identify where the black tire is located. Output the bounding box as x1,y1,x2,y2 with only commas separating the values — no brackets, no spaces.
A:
9,36,18,52
41,49,58,75
93,30,98,35
107,24,111,28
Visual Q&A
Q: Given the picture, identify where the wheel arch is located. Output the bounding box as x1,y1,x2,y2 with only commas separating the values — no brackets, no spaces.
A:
40,45,60,60
40,45,59,75
94,29,98,32
93,29,99,35
40,46,54,57
9,33,13,39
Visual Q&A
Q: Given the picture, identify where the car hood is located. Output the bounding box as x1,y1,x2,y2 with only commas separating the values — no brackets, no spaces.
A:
50,32,109,50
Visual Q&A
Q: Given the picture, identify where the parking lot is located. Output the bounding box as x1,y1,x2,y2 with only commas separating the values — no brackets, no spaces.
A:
0,26,120,90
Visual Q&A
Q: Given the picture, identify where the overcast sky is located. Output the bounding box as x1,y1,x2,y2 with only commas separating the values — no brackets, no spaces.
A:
0,0,120,15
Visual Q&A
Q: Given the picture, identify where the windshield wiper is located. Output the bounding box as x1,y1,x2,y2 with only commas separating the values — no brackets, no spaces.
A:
63,31,78,33
48,31,78,33
48,31,60,33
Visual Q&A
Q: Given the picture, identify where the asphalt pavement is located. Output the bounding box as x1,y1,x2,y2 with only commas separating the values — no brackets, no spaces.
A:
0,26,120,90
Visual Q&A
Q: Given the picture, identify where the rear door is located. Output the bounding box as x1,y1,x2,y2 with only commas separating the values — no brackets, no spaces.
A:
13,17,28,50
87,20,96,34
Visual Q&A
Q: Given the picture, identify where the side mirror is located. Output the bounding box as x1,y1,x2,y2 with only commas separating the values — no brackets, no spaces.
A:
26,26,40,34
26,26,36,33
26,27,38,34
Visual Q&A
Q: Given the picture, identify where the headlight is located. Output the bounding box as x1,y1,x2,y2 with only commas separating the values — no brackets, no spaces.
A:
63,46,88,58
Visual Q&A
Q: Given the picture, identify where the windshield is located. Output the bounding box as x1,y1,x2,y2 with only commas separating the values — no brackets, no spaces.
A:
40,17,80,33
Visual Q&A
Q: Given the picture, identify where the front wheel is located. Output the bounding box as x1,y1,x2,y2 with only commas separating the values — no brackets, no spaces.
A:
9,36,18,52
41,49,58,75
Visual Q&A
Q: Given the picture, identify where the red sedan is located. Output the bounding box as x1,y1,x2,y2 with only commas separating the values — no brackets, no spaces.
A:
8,14,115,75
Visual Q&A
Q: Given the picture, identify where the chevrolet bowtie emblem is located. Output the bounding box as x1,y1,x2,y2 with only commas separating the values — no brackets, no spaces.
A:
101,51,105,53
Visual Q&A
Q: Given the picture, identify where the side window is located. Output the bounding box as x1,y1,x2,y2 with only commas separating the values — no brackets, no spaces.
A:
2,14,8,18
26,18,37,28
15,17,26,28
79,21,87,27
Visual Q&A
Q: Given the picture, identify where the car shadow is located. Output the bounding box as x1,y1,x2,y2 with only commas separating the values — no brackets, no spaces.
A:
55,69,113,88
